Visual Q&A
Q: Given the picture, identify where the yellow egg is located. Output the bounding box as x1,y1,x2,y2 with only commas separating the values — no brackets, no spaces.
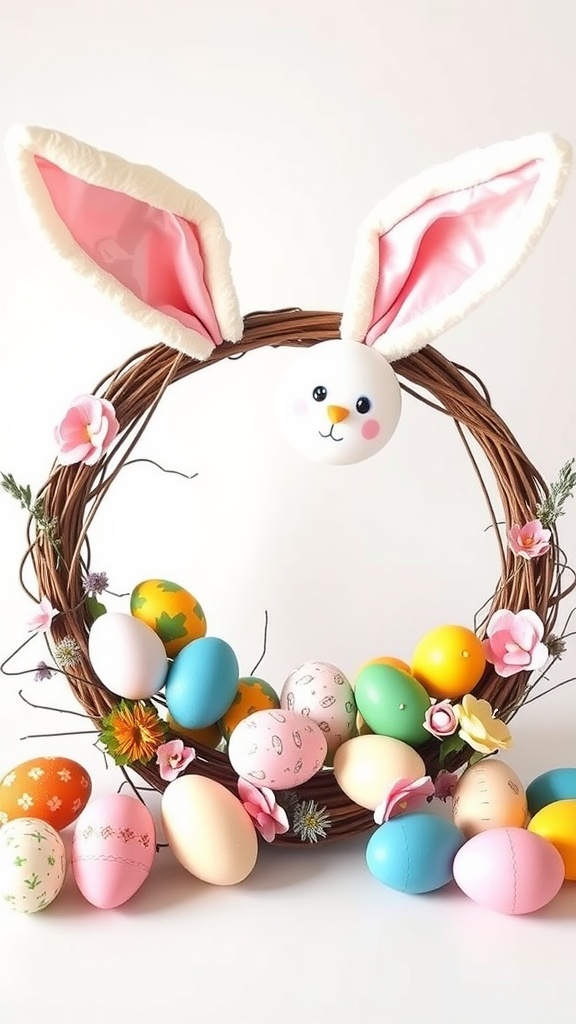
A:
528,799,576,879
452,759,528,838
130,579,207,658
411,625,485,699
219,677,280,741
166,713,222,749
354,656,412,683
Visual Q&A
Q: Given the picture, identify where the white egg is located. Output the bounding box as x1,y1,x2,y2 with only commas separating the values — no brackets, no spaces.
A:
0,817,66,913
88,611,168,699
277,339,401,465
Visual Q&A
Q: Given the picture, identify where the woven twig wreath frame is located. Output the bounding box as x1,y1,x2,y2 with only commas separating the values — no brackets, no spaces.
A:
28,309,562,846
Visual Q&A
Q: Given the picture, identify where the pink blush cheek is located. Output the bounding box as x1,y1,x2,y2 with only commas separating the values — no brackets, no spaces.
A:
361,419,380,441
293,398,308,416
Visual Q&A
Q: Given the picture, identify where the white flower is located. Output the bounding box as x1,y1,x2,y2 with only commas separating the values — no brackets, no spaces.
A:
80,775,89,789
0,811,8,825
47,796,62,812
56,769,71,783
17,793,33,810
71,798,81,813
2,772,17,787
292,799,331,843
28,767,45,780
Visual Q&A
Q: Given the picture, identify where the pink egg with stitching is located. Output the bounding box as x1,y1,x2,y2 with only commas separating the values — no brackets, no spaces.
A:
453,827,565,915
228,708,327,789
72,794,156,909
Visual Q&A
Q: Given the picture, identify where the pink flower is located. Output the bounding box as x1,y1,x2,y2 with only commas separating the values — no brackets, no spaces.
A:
26,596,58,634
55,395,119,466
508,519,551,560
373,776,435,824
156,739,196,782
237,778,289,842
423,698,458,738
433,770,459,801
482,608,548,678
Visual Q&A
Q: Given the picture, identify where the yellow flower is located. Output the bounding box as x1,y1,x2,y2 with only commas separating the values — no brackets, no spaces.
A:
453,694,512,754
100,700,168,765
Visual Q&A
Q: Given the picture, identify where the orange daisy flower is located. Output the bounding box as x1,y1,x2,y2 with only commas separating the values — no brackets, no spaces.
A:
99,700,168,765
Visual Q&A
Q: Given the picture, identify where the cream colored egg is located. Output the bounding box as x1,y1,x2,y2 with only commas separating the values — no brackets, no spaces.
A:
452,758,528,839
161,775,258,885
333,734,425,811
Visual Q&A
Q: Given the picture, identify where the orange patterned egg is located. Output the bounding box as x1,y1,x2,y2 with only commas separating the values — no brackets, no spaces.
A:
166,713,222,749
0,757,92,831
219,677,280,742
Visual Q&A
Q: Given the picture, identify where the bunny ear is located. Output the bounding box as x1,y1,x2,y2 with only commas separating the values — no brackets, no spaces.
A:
4,125,243,360
340,133,571,361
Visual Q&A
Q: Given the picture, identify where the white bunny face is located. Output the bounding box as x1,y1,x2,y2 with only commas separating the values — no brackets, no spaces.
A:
277,340,401,465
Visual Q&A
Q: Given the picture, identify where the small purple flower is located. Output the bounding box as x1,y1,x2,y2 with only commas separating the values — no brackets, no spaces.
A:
82,571,109,596
34,661,54,682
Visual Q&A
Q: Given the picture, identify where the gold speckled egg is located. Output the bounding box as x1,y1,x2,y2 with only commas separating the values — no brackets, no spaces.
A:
219,677,280,742
130,579,206,658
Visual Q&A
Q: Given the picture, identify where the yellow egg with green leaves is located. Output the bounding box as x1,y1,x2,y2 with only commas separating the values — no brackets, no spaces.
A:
130,579,207,658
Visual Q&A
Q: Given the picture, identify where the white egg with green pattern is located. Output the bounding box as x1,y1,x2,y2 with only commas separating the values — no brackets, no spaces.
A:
0,817,66,913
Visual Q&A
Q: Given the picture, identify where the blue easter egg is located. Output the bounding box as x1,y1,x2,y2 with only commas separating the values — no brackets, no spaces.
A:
526,767,576,816
366,812,465,894
165,637,239,729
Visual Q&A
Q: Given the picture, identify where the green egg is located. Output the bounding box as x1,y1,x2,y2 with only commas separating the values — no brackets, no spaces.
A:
354,664,431,747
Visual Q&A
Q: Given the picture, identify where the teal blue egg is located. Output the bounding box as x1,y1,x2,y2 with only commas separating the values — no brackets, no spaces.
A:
165,637,239,729
526,767,576,816
355,665,430,746
366,812,465,893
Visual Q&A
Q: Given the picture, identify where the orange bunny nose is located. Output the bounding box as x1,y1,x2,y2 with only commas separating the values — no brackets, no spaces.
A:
327,405,349,424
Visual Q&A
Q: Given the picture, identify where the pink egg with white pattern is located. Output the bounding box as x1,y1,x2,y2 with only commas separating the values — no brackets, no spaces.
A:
228,709,327,789
277,339,401,465
72,794,156,909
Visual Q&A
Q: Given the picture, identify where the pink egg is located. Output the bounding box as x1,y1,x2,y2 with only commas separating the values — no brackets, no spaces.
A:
228,708,327,789
453,827,565,915
72,794,156,909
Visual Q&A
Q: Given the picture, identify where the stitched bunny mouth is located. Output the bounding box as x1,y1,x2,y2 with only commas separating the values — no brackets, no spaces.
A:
318,426,344,442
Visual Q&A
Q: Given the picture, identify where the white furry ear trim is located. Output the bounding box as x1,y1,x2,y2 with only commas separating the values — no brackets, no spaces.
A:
5,125,243,360
340,133,571,362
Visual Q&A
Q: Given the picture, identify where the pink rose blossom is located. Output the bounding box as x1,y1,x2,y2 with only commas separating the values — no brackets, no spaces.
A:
482,608,548,678
374,775,435,824
238,778,289,842
423,699,458,738
26,596,58,634
156,739,196,782
55,395,119,466
433,770,459,801
508,519,551,560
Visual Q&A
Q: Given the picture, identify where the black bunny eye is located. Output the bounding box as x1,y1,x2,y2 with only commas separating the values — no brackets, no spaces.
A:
356,396,371,414
313,386,327,402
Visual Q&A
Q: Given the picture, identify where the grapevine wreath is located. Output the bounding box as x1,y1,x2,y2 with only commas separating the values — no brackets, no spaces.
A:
1,125,576,915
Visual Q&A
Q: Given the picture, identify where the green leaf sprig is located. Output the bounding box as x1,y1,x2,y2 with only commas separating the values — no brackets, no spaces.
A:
536,458,576,528
0,472,61,557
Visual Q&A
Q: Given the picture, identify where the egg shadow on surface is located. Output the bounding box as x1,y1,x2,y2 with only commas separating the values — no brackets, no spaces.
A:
240,831,368,892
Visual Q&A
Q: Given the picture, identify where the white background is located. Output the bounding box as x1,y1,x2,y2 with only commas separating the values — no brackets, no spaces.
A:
1,2,576,1022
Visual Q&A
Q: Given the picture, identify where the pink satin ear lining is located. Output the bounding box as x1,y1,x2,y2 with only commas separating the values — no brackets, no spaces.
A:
365,160,541,347
34,156,223,344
